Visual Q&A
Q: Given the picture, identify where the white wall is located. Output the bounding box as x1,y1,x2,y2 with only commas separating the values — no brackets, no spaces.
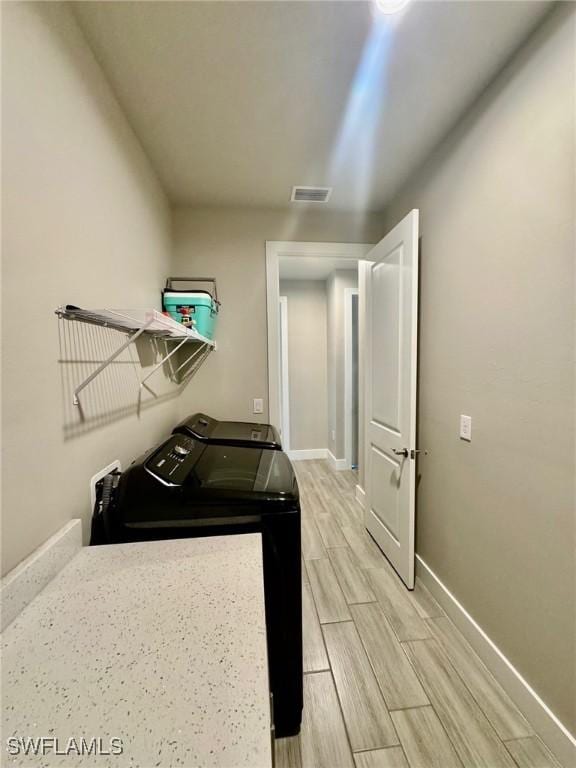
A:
327,270,358,461
2,3,175,575
279,280,328,451
172,207,385,424
384,5,575,736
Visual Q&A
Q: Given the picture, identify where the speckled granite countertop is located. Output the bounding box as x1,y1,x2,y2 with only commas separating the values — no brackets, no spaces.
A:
2,535,272,768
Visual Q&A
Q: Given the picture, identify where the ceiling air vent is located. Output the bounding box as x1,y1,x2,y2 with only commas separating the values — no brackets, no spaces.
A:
291,186,332,203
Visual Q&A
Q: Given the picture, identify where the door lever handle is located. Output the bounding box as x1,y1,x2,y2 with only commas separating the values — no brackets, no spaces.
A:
393,448,428,459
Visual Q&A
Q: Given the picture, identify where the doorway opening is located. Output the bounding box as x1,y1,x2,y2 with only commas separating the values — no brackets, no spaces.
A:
266,242,371,471
266,211,419,591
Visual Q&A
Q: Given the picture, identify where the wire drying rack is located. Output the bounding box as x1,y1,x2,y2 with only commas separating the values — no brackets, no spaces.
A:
55,306,215,407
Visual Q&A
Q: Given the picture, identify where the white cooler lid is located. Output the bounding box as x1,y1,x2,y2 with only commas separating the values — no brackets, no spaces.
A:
164,291,213,300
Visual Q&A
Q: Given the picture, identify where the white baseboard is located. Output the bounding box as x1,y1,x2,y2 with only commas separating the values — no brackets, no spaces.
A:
355,484,366,508
287,448,328,461
328,450,349,471
416,555,576,768
286,448,351,470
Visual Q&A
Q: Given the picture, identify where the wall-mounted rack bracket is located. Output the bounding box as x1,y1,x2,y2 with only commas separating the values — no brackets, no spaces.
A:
55,306,215,407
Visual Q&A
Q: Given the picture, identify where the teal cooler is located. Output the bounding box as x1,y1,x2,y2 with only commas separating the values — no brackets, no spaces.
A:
163,278,219,340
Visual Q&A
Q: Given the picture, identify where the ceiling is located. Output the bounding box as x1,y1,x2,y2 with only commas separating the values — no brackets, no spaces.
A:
280,256,359,281
74,1,549,212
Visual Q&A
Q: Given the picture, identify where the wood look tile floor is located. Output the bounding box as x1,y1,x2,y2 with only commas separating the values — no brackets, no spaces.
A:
275,460,560,768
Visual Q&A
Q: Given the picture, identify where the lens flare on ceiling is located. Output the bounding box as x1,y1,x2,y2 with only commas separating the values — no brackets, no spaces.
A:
281,4,409,242
328,16,394,216
375,0,411,15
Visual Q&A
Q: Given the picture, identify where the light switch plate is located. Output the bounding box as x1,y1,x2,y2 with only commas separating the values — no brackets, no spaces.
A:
253,398,264,414
460,415,472,441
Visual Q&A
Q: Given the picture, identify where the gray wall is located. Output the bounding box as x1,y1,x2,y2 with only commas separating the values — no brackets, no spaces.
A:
2,3,175,574
384,6,575,732
327,270,358,460
172,207,384,423
279,281,328,451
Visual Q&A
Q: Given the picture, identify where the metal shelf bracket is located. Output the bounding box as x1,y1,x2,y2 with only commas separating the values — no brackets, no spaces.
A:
72,319,154,406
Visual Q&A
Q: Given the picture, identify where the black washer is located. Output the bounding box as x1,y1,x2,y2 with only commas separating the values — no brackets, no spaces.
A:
91,435,302,738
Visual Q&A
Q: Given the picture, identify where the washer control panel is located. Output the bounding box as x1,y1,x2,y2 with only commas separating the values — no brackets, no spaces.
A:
146,435,199,485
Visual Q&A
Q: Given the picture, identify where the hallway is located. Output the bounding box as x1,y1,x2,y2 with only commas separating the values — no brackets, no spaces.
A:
276,460,559,768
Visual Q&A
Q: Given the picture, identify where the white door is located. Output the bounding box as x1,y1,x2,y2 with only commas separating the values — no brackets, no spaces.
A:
364,210,419,589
